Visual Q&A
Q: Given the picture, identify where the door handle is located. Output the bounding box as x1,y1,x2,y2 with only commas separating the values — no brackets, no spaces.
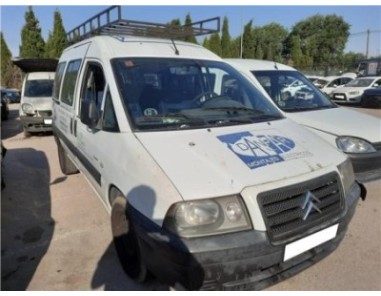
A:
73,119,77,137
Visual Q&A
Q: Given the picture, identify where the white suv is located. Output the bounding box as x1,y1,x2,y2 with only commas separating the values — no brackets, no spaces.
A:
53,6,366,291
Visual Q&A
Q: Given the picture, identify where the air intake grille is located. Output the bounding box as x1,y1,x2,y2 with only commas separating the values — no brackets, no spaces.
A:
38,110,52,117
258,172,344,244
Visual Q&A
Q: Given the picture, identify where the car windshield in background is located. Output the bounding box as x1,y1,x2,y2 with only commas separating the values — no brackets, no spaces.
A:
251,70,337,112
112,58,283,131
314,79,330,88
25,80,54,97
345,79,374,87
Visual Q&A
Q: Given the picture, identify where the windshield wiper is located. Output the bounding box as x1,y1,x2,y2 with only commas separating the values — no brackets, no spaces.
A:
283,105,336,112
208,118,255,126
136,113,206,129
204,106,264,115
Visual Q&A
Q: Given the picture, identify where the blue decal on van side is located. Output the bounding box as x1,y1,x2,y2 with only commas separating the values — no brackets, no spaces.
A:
217,132,296,169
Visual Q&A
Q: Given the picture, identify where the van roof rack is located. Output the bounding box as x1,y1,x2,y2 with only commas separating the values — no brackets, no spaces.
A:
66,5,220,44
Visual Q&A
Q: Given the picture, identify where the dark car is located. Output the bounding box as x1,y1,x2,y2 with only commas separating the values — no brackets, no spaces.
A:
4,89,21,103
1,93,9,120
361,87,381,108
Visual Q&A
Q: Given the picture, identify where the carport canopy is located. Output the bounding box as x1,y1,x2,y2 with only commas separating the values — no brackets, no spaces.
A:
12,58,58,73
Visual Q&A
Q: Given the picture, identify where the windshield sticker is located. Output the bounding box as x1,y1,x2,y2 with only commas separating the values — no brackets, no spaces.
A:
217,131,312,169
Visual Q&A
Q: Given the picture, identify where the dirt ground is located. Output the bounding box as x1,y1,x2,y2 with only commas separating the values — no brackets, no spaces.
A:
1,103,380,291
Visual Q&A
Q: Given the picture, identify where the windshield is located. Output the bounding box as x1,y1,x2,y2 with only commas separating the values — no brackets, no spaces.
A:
345,78,374,87
313,79,330,88
251,70,337,112
112,58,283,131
24,79,54,97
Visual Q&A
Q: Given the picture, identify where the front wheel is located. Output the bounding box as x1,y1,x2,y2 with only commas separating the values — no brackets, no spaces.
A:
111,194,148,282
56,138,78,175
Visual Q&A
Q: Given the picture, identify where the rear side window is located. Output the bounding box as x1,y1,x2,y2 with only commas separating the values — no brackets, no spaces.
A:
61,59,82,106
53,62,66,101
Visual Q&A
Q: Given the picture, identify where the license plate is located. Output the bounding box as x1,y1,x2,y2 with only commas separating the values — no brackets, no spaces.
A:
334,95,345,99
44,119,52,125
284,224,338,261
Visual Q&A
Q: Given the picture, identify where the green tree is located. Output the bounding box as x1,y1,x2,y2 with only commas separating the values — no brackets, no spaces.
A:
166,18,182,39
202,37,209,48
259,23,288,61
19,6,45,57
221,17,232,58
207,33,222,56
1,32,13,87
290,35,303,67
288,14,350,69
231,36,242,58
183,14,197,44
242,20,255,59
45,9,68,58
341,51,366,72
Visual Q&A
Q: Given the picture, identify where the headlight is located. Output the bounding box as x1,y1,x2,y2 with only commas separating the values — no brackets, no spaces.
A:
163,195,251,238
337,157,355,195
348,91,360,96
22,103,35,115
336,136,376,153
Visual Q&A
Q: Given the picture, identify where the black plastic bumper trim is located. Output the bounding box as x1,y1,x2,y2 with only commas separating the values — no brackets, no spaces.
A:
129,182,362,290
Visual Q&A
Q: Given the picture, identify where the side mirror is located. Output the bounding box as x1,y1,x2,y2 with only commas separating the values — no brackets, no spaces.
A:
80,99,99,129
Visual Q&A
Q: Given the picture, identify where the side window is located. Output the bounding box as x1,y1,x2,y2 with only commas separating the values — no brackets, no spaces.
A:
80,63,105,111
61,60,81,106
80,62,106,123
102,90,119,132
53,62,66,101
374,79,381,87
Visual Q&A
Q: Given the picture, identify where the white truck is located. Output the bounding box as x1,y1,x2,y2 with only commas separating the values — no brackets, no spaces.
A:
52,6,366,291
13,58,57,137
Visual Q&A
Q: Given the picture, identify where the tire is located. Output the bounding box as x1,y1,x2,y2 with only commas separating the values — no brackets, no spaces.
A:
57,139,78,175
111,194,148,283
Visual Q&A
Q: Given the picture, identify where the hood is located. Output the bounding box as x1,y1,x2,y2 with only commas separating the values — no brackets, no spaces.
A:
136,119,344,201
288,107,381,143
22,96,52,111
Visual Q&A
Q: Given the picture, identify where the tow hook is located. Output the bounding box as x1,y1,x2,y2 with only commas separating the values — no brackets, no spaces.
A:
358,182,367,201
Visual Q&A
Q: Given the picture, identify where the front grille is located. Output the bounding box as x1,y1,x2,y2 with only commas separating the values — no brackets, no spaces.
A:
258,172,344,244
38,110,52,117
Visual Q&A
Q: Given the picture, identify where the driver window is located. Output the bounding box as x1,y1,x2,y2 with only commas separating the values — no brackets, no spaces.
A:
80,63,106,114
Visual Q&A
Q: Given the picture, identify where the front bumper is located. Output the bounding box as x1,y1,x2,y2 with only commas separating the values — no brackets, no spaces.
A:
131,182,365,290
348,147,381,182
20,115,53,132
331,93,361,104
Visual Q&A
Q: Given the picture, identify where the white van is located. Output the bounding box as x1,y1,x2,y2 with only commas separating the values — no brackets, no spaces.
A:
226,59,381,183
53,7,366,291
13,58,57,136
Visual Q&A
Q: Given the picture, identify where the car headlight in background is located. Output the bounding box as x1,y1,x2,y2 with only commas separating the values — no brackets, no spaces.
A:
336,136,376,153
164,195,251,238
337,157,356,195
22,103,35,115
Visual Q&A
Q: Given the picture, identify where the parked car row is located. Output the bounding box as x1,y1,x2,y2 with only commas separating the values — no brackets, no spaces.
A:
226,59,381,183
304,72,381,108
330,76,381,105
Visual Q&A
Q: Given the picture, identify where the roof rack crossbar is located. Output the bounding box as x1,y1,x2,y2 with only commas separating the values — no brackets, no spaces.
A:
66,6,220,44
